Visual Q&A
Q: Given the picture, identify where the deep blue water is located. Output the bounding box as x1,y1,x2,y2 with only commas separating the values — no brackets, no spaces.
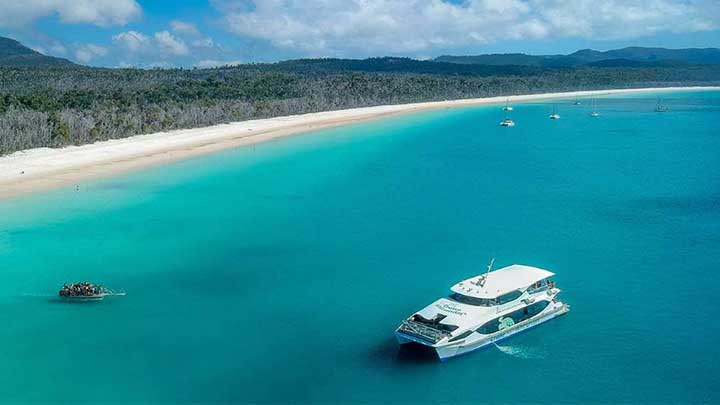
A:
1,91,719,403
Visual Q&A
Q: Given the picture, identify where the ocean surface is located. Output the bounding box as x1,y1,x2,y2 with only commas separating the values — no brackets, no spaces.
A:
1,90,719,403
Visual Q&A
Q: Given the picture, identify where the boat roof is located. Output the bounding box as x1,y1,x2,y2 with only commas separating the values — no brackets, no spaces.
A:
450,264,554,299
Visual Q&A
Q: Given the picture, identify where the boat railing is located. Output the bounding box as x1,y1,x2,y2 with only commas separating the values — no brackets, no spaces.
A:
397,320,451,344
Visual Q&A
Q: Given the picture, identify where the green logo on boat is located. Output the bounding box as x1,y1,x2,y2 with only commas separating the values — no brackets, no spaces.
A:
498,316,515,330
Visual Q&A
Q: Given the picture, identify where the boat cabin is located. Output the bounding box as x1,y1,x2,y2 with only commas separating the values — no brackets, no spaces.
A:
449,264,554,306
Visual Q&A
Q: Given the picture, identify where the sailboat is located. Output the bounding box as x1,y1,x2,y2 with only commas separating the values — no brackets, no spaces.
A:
549,106,560,120
655,98,669,112
573,94,581,105
502,97,514,112
589,97,600,117
500,110,515,127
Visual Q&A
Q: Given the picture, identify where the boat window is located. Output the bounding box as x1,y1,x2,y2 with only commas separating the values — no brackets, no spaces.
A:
448,293,494,307
449,290,523,307
496,290,523,305
412,314,446,324
475,301,550,335
448,330,473,342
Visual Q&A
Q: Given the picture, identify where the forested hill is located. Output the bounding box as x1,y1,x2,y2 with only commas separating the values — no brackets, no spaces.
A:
435,47,720,67
241,57,544,76
0,37,75,68
0,37,719,155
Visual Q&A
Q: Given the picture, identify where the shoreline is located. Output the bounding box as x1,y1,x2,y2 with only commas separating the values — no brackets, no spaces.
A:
1,86,718,200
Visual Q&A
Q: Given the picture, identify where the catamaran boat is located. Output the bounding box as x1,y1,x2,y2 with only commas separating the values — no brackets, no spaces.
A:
589,97,600,117
499,103,515,126
655,98,669,112
502,98,513,112
549,106,560,120
395,261,569,361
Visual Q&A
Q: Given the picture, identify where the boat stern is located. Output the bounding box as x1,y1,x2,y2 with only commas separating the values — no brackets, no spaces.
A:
394,320,449,346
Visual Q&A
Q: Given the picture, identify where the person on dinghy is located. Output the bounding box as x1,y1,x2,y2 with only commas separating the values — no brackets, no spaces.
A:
59,282,104,297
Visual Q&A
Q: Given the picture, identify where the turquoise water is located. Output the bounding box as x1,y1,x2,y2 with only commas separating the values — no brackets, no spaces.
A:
1,91,719,402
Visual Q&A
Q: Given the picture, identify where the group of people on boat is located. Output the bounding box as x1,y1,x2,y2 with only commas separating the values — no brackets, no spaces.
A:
59,282,103,297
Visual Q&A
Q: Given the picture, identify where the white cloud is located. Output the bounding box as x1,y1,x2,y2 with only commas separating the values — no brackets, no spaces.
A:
112,29,219,65
30,42,67,57
195,59,242,68
0,0,141,27
154,31,189,55
74,44,107,63
191,38,216,48
47,43,68,55
148,61,176,69
218,0,720,55
170,20,200,36
537,0,717,38
113,30,151,52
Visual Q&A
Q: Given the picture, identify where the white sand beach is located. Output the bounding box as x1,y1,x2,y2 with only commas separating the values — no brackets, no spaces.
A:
0,86,717,200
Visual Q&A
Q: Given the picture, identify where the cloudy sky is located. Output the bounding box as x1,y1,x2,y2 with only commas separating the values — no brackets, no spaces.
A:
0,0,718,67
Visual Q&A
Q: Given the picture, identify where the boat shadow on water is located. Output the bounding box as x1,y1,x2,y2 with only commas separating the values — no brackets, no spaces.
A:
395,342,443,363
370,338,440,366
53,298,108,304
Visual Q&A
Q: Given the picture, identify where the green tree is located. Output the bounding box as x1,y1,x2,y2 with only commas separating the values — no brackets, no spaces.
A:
89,125,101,141
48,111,70,142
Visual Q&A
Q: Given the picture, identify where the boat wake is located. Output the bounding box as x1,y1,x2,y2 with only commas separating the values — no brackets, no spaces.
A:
19,292,57,298
492,342,546,359
19,290,126,298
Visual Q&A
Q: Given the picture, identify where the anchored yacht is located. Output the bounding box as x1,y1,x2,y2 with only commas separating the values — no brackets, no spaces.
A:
655,98,669,112
589,97,600,117
395,261,569,361
549,106,560,120
499,109,515,127
502,98,513,112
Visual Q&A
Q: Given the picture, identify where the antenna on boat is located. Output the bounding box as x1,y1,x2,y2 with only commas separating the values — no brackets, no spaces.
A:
477,257,495,287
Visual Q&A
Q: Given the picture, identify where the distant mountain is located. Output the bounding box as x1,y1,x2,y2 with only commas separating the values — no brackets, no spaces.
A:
0,36,76,68
259,57,544,76
434,53,564,67
584,58,688,68
435,47,720,67
571,47,720,64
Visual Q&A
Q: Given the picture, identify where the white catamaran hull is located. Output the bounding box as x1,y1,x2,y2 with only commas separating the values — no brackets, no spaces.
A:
397,300,569,361
436,302,568,360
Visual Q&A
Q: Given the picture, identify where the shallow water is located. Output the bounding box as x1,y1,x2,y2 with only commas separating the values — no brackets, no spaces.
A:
1,91,719,402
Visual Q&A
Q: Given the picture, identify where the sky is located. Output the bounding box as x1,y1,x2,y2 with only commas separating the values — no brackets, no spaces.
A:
0,0,718,68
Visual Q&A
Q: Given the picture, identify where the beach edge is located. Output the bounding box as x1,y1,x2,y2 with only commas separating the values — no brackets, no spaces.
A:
1,86,718,200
